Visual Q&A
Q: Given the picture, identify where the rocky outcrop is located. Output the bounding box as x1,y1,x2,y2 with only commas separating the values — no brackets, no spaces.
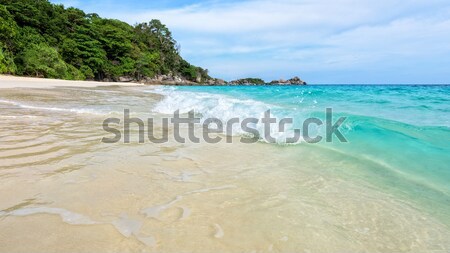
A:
115,75,306,86
139,74,197,85
270,76,307,85
113,74,228,86
230,78,265,85
206,78,228,85
118,76,134,82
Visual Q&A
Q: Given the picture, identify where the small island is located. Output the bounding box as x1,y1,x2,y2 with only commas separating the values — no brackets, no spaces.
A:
228,76,307,86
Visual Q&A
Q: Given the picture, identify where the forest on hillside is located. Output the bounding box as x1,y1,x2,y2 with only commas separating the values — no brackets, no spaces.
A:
0,0,211,82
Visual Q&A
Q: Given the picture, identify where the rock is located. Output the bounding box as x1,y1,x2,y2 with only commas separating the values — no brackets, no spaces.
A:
269,76,307,85
100,74,305,86
118,76,134,82
230,78,265,85
214,79,227,85
174,76,183,83
163,75,174,81
288,76,307,85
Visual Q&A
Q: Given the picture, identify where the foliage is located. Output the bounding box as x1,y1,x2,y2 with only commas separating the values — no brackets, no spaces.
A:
232,78,265,85
20,43,68,78
0,5,18,49
0,0,211,82
0,44,16,74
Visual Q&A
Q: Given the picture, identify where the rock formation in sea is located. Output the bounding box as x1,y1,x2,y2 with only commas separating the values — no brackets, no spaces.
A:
115,74,306,86
228,76,307,86
270,76,307,85
229,78,265,85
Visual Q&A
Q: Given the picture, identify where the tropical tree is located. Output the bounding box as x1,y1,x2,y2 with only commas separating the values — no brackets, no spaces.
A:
21,43,68,78
0,0,212,82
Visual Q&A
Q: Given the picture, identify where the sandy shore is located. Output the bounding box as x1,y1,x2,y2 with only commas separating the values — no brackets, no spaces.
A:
0,83,449,252
0,75,143,89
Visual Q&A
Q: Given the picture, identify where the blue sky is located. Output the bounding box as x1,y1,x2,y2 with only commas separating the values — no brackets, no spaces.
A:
50,0,450,84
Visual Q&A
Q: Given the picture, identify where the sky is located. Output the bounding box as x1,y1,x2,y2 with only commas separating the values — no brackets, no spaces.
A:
50,0,450,84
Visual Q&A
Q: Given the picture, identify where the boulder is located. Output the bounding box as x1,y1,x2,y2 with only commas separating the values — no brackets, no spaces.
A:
214,79,227,85
288,76,307,85
229,78,265,85
269,76,307,85
118,76,134,82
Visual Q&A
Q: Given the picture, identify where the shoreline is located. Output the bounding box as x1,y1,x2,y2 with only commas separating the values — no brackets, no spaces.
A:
0,75,310,88
0,75,146,89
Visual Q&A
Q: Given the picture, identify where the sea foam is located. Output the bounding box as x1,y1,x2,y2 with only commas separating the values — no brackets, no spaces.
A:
0,99,103,115
151,87,301,144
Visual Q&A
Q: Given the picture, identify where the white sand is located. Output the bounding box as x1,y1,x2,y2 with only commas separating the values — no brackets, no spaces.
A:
0,75,143,89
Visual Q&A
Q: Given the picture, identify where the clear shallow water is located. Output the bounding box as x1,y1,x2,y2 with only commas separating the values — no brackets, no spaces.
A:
0,84,449,252
154,85,450,223
170,85,450,127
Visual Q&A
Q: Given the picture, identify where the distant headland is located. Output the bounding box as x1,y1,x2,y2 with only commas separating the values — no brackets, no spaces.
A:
0,1,306,86
133,75,306,85
229,76,307,86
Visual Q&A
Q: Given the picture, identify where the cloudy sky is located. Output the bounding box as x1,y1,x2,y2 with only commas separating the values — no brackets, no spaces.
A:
50,0,450,84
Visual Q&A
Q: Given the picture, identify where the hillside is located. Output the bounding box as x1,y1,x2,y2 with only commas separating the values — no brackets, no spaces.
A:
0,0,212,83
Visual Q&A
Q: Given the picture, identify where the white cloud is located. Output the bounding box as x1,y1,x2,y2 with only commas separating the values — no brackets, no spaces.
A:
65,0,450,83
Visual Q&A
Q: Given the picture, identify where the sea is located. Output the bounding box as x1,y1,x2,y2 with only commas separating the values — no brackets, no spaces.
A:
0,84,449,252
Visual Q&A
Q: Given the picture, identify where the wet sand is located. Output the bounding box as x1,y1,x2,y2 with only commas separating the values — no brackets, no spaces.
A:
0,82,449,252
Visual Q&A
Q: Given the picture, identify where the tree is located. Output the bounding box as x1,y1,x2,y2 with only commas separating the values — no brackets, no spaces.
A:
135,52,160,80
134,20,181,74
21,43,68,78
0,5,18,49
0,0,212,82
60,27,107,78
92,18,133,61
0,44,16,74
148,19,180,73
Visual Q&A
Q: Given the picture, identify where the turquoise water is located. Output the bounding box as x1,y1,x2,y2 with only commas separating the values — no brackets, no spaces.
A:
154,85,450,224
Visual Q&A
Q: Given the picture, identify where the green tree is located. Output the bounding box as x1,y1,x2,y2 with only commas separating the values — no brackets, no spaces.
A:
134,20,181,74
135,52,160,80
0,44,16,74
93,18,133,61
60,28,107,78
0,0,212,82
21,43,68,78
0,5,18,49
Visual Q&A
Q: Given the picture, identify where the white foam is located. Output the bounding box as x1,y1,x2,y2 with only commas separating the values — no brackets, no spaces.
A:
141,185,236,220
1,207,98,225
136,235,157,247
1,206,157,247
213,223,224,238
179,207,191,220
0,115,38,119
186,185,237,194
141,196,183,219
177,172,196,182
151,87,301,144
112,214,142,237
107,214,157,247
0,99,102,115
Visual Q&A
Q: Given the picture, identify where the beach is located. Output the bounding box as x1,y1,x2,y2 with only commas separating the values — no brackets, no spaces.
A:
0,76,449,252
0,75,142,89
